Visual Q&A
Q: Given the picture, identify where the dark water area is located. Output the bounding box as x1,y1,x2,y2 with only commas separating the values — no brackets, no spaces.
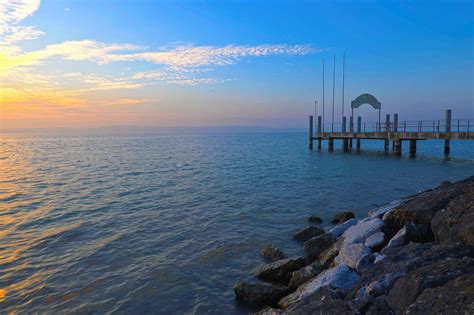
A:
1,132,473,313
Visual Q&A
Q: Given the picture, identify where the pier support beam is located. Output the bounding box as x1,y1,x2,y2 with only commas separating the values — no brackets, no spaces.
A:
444,109,451,155
343,138,349,152
309,115,313,150
342,116,347,150
384,139,389,151
317,116,322,149
356,116,362,149
409,139,417,156
394,140,402,155
328,138,334,152
384,114,390,151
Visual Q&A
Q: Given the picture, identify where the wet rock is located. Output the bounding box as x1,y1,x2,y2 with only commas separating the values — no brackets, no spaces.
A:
308,215,323,223
288,261,323,289
261,244,286,262
331,211,355,224
293,226,325,242
364,231,385,249
342,218,384,245
373,253,386,264
254,256,306,284
387,256,474,314
329,218,358,238
336,243,372,272
303,232,335,261
405,274,474,314
285,286,355,315
278,264,360,309
234,281,290,306
431,185,474,246
318,238,344,268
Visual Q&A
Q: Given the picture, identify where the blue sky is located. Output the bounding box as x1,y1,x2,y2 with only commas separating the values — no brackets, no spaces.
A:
1,0,472,129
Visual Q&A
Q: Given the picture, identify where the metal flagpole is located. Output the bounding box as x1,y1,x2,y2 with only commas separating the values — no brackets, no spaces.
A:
332,55,335,132
342,51,345,122
322,58,325,132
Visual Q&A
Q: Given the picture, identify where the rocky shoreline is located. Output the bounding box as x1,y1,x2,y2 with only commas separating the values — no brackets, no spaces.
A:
234,176,474,314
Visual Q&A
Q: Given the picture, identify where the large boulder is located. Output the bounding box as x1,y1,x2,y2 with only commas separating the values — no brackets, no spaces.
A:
383,176,474,240
336,243,372,272
431,184,474,246
260,244,286,262
364,231,385,250
318,238,344,268
329,218,358,238
303,232,335,261
387,256,474,314
331,211,355,224
284,286,355,315
254,256,306,284
405,274,474,314
288,261,323,289
234,281,290,306
278,264,360,309
383,222,424,250
368,199,405,219
342,218,385,245
293,226,325,242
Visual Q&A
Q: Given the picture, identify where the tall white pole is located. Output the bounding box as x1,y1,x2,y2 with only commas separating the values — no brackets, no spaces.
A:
332,55,336,132
342,51,345,121
322,58,325,132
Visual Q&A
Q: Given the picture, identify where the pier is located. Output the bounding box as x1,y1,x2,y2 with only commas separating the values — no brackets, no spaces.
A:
309,94,473,156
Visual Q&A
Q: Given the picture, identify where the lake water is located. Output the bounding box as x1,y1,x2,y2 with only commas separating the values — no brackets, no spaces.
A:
1,132,473,313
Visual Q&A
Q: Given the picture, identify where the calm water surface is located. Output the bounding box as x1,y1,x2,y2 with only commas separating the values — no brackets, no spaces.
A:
1,132,473,313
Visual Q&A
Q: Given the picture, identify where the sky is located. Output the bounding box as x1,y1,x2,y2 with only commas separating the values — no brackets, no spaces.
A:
0,0,473,130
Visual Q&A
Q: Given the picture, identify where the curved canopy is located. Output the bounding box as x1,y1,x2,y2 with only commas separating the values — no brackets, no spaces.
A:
351,93,381,110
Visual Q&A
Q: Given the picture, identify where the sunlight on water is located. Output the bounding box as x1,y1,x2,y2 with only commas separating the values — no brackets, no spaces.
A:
0,133,473,313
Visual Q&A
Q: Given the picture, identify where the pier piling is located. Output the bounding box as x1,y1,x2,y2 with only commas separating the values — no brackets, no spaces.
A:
394,140,402,155
409,139,417,156
357,116,362,149
444,109,451,155
317,116,322,149
309,115,313,150
328,138,334,151
384,114,390,151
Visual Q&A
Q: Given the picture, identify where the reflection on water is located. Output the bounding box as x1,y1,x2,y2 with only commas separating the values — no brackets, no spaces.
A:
0,133,473,313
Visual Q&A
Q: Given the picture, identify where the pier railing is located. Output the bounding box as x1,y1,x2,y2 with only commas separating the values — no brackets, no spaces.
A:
359,119,473,133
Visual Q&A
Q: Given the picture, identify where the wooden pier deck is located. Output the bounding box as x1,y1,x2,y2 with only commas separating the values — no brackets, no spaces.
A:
309,110,474,155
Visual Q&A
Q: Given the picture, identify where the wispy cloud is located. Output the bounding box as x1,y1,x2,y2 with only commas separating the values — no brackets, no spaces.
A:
0,0,42,45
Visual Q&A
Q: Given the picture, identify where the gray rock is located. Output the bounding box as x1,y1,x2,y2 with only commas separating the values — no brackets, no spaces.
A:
278,264,360,309
373,254,386,264
293,226,325,242
342,218,385,245
364,231,385,249
261,244,286,262
431,184,474,246
254,256,306,284
329,218,358,238
405,275,474,314
383,176,474,241
308,215,323,223
331,211,355,224
336,243,372,272
234,281,290,306
384,223,423,250
387,256,474,314
303,232,335,261
368,199,405,219
284,286,355,315
366,272,404,296
365,296,394,315
318,237,344,269
254,307,283,315
288,261,323,289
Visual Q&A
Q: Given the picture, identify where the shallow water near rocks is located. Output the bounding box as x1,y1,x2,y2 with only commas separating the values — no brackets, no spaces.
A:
1,132,473,313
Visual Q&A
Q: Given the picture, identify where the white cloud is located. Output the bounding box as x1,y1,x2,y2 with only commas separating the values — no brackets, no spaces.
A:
0,0,42,43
